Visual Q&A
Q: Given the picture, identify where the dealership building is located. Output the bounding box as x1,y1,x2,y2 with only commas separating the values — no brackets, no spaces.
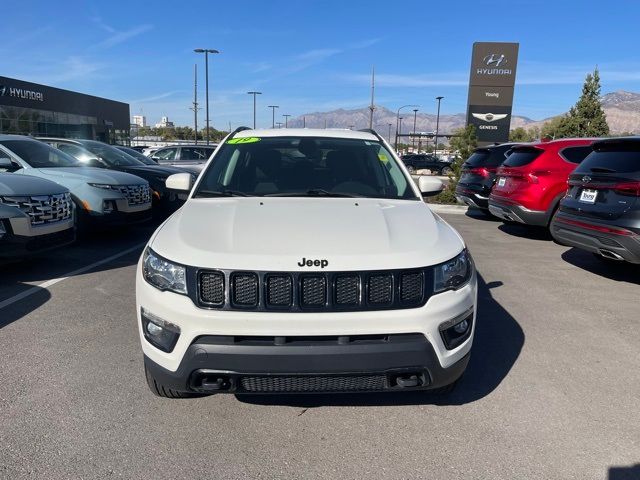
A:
0,76,130,144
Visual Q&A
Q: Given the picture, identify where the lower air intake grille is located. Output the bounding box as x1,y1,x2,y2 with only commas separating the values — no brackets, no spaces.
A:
199,271,225,305
368,274,393,304
239,375,387,393
232,273,259,306
301,276,326,306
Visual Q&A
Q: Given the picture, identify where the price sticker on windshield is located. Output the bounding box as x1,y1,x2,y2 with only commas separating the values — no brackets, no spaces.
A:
227,137,261,145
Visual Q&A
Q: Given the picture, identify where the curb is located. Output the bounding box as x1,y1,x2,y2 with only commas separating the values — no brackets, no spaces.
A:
426,203,469,215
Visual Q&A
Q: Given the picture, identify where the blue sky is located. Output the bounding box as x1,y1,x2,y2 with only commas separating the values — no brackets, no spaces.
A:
2,0,639,129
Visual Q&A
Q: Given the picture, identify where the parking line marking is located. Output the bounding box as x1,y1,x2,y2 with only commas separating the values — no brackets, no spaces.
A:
0,242,146,311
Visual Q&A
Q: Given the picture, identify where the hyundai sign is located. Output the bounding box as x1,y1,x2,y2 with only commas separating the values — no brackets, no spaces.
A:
466,42,519,144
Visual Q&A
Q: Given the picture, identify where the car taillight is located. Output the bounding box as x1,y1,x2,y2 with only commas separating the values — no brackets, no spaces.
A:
469,167,490,177
613,181,640,196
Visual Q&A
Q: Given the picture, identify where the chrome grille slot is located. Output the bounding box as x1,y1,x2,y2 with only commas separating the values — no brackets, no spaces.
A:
114,184,150,206
0,193,73,226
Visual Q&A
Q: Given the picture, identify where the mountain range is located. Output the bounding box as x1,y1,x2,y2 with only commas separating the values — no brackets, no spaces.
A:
286,90,640,135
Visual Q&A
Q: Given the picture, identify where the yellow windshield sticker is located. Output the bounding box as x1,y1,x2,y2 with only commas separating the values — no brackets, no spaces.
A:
227,137,261,144
378,153,389,163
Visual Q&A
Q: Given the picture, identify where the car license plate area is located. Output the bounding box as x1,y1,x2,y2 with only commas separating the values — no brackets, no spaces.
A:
497,177,506,187
579,188,598,204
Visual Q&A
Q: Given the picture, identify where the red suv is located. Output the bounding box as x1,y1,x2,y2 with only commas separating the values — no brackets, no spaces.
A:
488,138,596,227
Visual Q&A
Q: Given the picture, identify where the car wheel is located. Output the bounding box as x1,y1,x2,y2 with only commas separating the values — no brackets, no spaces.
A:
407,165,416,174
441,166,453,176
145,365,202,399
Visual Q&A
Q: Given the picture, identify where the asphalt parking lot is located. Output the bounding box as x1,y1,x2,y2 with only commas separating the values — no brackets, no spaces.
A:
1,211,639,480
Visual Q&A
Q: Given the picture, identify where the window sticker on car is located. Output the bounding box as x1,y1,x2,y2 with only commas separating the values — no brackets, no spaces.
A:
378,154,389,163
227,137,261,145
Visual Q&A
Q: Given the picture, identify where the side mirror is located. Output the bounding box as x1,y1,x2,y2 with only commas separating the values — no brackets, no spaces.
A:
165,173,193,192
0,157,16,171
416,175,444,196
85,157,104,168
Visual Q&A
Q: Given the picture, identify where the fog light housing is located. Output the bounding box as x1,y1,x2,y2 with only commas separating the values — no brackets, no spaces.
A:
439,310,473,350
103,200,116,213
141,308,180,353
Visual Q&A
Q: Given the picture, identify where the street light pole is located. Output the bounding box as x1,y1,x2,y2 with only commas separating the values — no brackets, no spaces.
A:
412,108,418,152
283,114,291,128
398,117,404,153
267,105,279,128
247,91,262,129
434,96,444,156
388,123,392,143
395,104,419,151
194,49,220,145
188,63,200,145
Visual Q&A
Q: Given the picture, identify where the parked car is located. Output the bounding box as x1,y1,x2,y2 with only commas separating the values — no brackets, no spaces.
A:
488,138,596,227
40,138,189,214
150,144,217,174
142,146,161,157
129,146,148,153
400,154,454,175
0,172,75,259
551,137,640,263
456,143,519,212
0,135,152,229
115,145,160,165
137,128,476,398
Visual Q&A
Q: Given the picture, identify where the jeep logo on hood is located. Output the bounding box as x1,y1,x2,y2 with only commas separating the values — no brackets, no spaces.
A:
298,257,329,268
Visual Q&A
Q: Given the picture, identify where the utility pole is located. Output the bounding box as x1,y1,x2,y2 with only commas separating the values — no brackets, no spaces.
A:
247,91,262,129
194,49,220,145
395,104,419,151
324,118,327,129
189,63,200,144
283,114,291,128
398,117,404,153
435,96,444,156
368,66,375,129
388,123,392,143
412,108,418,152
267,105,279,128
303,116,306,128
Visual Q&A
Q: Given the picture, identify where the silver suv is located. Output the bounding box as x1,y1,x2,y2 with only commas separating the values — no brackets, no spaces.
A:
0,135,152,229
0,172,75,258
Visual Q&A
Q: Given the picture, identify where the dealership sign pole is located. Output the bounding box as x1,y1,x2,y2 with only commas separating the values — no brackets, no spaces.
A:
466,42,519,145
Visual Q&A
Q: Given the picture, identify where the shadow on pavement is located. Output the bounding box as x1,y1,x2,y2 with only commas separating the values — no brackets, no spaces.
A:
561,248,640,285
465,209,501,222
608,464,640,480
0,284,51,330
236,273,524,408
498,223,552,241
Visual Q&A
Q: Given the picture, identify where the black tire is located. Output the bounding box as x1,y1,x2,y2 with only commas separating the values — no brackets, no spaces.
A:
407,165,416,174
145,365,200,398
441,166,453,176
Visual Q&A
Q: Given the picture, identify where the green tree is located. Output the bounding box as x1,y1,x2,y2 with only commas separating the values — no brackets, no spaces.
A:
509,127,530,142
540,116,565,140
428,125,477,204
556,68,609,138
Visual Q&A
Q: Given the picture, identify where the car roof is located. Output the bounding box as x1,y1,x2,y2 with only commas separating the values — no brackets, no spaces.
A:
233,128,379,141
0,134,42,142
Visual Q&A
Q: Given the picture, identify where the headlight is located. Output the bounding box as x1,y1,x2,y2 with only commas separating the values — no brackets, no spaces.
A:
88,183,115,190
434,249,473,293
142,248,187,294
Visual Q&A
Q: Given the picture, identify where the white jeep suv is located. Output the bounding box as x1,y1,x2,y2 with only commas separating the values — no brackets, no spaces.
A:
136,128,477,397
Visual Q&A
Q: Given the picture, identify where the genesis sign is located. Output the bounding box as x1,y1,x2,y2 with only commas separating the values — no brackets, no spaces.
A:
466,42,519,144
0,84,44,102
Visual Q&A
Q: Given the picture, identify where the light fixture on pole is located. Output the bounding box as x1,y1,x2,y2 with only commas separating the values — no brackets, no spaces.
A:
267,105,279,128
194,48,220,145
434,96,444,155
283,114,291,128
247,91,262,128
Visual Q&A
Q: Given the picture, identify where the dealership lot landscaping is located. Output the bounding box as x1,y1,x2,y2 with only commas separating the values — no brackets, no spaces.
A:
1,211,638,479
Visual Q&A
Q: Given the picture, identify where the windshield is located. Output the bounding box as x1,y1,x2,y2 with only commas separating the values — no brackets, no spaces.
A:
0,139,80,168
117,146,158,165
80,140,145,167
194,136,417,199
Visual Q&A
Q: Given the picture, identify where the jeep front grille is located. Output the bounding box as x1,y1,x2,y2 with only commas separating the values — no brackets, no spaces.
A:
194,267,432,312
0,193,73,226
114,184,150,206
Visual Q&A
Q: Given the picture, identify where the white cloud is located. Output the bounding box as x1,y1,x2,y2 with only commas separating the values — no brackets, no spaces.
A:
90,17,153,49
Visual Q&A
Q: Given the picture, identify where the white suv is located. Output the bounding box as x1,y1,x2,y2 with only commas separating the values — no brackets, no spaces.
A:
136,128,477,397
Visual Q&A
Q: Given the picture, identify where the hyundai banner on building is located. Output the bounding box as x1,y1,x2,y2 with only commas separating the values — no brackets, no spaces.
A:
466,42,519,144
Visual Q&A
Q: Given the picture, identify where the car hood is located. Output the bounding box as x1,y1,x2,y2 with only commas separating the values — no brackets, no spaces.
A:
0,173,68,196
33,167,148,185
151,198,465,271
118,165,187,178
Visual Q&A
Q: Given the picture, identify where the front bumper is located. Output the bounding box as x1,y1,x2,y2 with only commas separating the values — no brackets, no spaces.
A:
81,202,152,227
488,197,547,226
136,260,477,394
551,212,640,264
0,216,75,258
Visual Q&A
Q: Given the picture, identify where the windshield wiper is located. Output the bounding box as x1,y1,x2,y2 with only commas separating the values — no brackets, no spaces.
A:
264,189,361,198
195,189,249,197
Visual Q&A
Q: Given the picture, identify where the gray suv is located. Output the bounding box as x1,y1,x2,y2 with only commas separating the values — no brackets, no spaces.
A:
0,172,75,258
0,135,152,229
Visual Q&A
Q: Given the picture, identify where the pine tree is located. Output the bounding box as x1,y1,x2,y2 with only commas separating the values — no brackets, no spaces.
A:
557,68,609,137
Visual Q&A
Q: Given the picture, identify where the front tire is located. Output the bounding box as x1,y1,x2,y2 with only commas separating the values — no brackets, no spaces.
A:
441,166,453,176
407,165,416,174
145,365,200,398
